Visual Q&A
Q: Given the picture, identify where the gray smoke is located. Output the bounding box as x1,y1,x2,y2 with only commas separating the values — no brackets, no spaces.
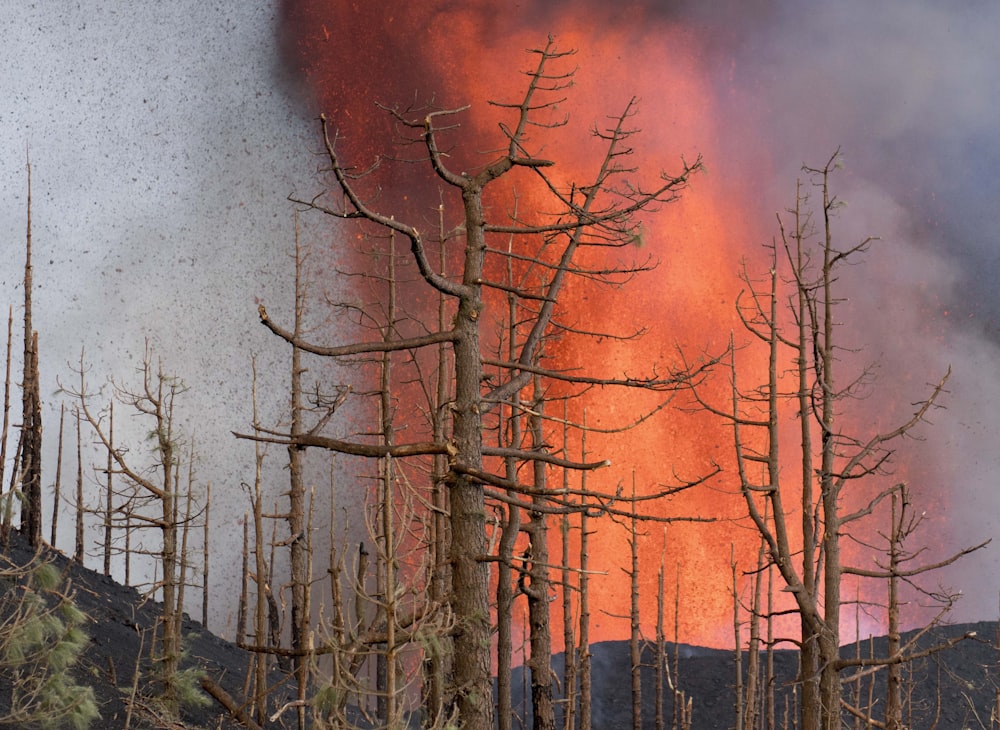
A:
688,0,1000,625
0,2,329,631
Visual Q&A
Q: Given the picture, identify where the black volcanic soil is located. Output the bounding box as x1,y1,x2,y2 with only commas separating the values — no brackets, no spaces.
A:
3,528,998,729
0,530,296,730
512,627,1000,729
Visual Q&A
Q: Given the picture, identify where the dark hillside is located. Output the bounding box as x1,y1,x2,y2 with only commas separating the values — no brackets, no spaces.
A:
0,529,293,730
512,626,999,729
2,527,997,729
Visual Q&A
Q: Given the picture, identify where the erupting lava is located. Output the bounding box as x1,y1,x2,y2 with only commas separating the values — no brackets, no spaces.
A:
279,0,773,648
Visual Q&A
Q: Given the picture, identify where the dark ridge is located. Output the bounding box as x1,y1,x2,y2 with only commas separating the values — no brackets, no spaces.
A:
3,526,997,729
511,627,999,729
0,528,296,730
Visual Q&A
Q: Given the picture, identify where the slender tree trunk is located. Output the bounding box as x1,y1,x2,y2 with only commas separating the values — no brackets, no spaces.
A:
50,403,64,547
103,401,114,576
427,223,451,718
765,542,775,730
527,374,554,730
20,156,43,549
786,186,822,730
630,477,642,730
238,516,249,647
562,403,577,730
578,412,592,730
286,219,308,730
251,361,269,722
885,491,902,730
497,288,523,730
158,379,179,710
745,535,765,730
74,407,84,563
202,482,210,628
655,532,665,730
377,230,399,727
732,547,743,730
818,173,842,730
0,307,12,530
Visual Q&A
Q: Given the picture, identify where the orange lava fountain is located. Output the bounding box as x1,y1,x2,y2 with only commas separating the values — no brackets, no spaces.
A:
280,0,776,649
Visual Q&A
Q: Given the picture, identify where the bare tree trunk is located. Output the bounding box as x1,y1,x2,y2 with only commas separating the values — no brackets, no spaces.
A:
885,490,902,730
74,407,83,563
527,373,554,730
377,230,400,727
251,361,269,722
50,403,64,547
158,378,179,711
745,535,765,730
673,567,689,730
286,219,309,730
202,482,210,628
562,403,577,730
578,412,592,730
3,437,22,549
0,307,12,534
655,531,666,730
630,478,642,730
20,155,43,549
788,184,822,730
732,547,743,730
176,464,195,651
427,223,451,718
239,516,248,648
766,551,775,730
448,240,492,727
496,392,521,730
103,401,114,576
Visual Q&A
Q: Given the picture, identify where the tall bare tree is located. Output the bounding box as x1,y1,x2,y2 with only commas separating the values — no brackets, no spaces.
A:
245,39,704,727
688,152,983,730
19,154,42,549
67,347,201,715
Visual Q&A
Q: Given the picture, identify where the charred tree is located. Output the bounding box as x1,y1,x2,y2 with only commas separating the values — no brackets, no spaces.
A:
49,403,65,548
687,153,984,730
66,347,202,716
19,156,43,550
244,40,704,727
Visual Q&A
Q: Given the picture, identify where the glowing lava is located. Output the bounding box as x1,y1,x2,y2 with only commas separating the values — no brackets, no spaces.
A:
280,0,775,649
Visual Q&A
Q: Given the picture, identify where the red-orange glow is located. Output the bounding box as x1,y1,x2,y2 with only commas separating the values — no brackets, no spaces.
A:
281,1,782,650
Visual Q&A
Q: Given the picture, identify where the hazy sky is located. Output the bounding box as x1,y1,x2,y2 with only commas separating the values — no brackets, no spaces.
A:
3,1,1000,637
0,3,320,627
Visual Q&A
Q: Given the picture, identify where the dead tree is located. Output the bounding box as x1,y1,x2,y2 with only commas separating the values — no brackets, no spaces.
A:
67,346,201,715
19,155,43,550
244,39,704,727
73,406,83,564
839,483,986,728
686,152,984,730
0,309,13,549
49,403,65,548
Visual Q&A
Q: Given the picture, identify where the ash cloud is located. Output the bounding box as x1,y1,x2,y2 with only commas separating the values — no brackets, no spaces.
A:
0,3,331,629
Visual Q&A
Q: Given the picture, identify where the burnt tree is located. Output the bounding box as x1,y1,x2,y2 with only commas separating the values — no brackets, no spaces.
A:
688,153,984,730
245,40,703,727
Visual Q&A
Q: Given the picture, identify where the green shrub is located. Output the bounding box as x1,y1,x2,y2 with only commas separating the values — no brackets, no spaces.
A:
0,557,99,729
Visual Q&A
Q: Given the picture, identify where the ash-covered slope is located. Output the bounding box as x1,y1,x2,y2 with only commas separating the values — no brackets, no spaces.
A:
512,625,999,729
1,530,285,730
4,527,998,729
